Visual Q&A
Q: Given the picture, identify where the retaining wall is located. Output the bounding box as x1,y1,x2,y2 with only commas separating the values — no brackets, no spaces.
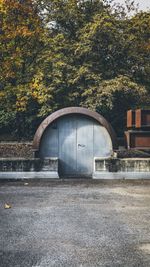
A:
94,158,150,179
0,157,150,179
0,158,59,179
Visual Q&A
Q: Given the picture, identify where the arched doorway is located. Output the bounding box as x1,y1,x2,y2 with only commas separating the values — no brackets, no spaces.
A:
33,107,117,177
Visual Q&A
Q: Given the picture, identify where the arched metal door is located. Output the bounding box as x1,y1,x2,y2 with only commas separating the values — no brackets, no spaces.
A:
39,114,113,177
58,115,93,177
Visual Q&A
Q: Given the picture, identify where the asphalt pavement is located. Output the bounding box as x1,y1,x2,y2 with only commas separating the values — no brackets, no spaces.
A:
0,180,150,267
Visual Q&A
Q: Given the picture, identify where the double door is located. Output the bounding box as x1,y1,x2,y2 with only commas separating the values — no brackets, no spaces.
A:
59,115,93,177
39,114,112,177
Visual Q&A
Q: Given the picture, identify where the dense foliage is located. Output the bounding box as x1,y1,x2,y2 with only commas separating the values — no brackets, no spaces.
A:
0,0,150,139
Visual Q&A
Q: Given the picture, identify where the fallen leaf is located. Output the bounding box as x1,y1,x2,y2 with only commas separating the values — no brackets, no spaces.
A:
4,203,11,209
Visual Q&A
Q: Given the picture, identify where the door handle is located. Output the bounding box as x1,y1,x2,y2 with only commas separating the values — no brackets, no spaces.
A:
78,144,85,147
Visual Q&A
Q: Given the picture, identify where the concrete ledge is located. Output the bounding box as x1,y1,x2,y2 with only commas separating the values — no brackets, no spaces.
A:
95,158,150,172
0,157,150,180
0,157,59,179
0,157,58,172
0,171,150,180
93,172,150,179
0,171,59,179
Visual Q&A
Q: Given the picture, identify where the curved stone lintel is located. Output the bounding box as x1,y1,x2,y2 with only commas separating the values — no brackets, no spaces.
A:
33,107,118,150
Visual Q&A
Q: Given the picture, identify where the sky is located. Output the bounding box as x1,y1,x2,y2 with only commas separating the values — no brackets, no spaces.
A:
115,0,150,11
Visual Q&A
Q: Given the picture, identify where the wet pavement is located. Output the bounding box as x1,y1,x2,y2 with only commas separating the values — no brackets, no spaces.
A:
0,180,150,267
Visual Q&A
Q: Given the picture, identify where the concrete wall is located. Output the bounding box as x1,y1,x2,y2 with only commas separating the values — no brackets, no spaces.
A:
94,158,150,179
0,157,150,179
0,158,59,179
95,158,150,172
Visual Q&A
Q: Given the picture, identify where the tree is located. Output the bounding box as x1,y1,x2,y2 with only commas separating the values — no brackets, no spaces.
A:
74,12,126,80
81,76,149,136
0,0,44,137
0,0,149,139
125,12,150,88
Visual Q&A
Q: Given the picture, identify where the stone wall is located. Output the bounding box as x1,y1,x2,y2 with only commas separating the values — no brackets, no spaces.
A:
0,143,33,158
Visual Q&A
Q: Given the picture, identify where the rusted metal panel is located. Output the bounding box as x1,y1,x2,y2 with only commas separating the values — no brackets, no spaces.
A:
127,110,135,128
125,131,150,149
135,109,142,128
135,109,150,129
126,109,150,150
127,109,150,129
134,135,150,148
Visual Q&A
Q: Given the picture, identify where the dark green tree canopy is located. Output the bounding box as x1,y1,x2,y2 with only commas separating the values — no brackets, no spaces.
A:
0,0,150,139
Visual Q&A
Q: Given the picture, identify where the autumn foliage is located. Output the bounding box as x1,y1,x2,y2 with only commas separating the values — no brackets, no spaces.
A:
0,0,150,138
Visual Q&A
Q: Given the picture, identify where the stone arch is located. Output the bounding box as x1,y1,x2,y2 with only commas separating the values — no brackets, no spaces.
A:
33,107,118,151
